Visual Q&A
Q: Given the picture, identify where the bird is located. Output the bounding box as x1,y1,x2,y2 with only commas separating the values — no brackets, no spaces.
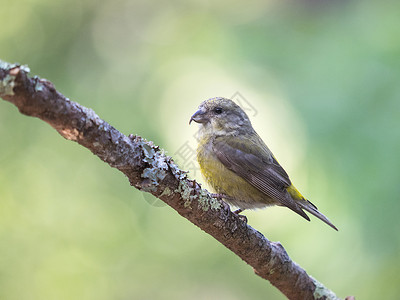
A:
189,97,338,230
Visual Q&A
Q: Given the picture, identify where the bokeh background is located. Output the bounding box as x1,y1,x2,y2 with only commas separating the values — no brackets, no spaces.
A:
1,0,400,299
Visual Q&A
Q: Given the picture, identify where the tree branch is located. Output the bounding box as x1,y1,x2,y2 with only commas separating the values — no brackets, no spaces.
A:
0,60,347,300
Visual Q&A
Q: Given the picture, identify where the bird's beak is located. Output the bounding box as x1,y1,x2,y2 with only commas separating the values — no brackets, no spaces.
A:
189,108,207,125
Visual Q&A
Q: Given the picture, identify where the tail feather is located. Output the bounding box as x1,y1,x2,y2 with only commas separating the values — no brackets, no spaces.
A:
298,200,338,231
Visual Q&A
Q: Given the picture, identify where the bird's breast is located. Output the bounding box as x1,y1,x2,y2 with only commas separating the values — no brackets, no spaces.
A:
196,137,275,209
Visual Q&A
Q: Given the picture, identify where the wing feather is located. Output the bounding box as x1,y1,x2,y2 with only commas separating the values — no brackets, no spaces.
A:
213,135,310,220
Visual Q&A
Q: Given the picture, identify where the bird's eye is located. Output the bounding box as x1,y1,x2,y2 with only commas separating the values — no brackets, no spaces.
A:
214,107,223,114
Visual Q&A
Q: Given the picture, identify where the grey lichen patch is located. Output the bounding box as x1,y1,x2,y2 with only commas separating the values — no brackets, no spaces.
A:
0,60,15,70
0,74,15,96
33,77,46,92
168,157,197,208
141,169,161,192
138,138,169,193
198,195,210,211
168,157,188,181
207,192,222,210
175,178,222,212
0,60,30,73
176,180,194,209
197,188,222,211
197,190,211,211
159,186,174,198
0,61,30,97
311,276,340,300
142,143,156,161
19,64,30,73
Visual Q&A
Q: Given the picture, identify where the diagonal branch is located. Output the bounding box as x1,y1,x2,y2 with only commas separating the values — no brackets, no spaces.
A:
0,60,346,300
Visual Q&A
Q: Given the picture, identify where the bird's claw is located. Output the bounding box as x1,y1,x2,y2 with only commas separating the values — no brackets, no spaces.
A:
237,214,248,224
210,193,227,199
233,208,244,214
233,208,247,223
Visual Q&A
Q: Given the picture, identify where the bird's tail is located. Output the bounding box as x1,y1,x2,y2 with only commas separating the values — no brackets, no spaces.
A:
298,199,338,231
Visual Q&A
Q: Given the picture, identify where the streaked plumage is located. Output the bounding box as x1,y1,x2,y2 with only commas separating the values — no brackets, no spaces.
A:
190,97,337,230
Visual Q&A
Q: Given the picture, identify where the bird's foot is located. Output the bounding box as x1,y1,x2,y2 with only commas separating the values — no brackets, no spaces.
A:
210,193,228,200
210,193,237,203
233,208,244,214
210,194,247,223
233,208,247,223
237,214,248,224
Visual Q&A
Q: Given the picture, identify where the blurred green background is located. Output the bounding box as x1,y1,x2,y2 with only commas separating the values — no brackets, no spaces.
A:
1,0,400,299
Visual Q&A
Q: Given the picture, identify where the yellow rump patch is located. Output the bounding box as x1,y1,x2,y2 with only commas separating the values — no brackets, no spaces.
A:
287,184,304,200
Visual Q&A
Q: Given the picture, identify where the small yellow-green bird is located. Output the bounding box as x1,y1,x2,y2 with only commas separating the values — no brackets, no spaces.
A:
189,97,337,230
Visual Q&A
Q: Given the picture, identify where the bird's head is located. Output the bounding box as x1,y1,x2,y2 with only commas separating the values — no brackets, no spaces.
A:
189,97,253,136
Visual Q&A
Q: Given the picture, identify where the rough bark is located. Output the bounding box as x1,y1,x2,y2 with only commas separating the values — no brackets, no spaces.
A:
0,60,350,300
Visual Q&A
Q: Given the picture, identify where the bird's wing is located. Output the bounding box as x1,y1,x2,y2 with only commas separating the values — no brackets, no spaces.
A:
213,135,310,220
